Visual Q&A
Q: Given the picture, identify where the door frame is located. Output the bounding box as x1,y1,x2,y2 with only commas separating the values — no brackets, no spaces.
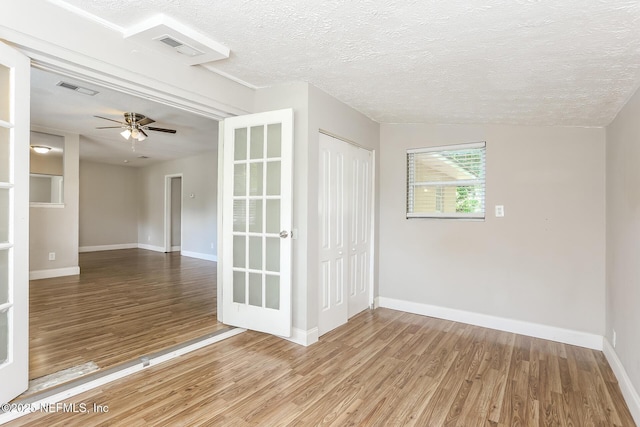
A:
163,173,183,253
4,38,239,374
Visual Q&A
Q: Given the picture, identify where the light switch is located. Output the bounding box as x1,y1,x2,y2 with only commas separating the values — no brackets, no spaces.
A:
495,205,505,217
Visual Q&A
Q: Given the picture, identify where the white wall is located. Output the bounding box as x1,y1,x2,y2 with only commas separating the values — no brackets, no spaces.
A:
29,129,80,275
379,124,606,336
79,160,138,249
138,152,218,259
606,84,640,416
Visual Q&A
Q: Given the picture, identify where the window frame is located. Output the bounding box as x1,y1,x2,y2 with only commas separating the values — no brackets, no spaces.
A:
406,141,486,220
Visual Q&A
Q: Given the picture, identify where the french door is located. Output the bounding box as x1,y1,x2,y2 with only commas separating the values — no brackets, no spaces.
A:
221,109,293,337
0,42,30,404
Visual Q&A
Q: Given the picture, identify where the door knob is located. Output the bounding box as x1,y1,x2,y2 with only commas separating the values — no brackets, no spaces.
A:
279,230,289,239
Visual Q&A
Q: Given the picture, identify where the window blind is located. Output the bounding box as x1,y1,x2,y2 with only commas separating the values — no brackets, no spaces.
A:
407,142,486,219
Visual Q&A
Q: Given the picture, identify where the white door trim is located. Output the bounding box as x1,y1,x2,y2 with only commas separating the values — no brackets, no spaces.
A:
368,149,377,310
163,174,183,253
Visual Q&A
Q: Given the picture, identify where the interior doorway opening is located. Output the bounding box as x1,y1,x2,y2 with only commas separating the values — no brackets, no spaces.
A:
165,174,183,253
25,63,225,398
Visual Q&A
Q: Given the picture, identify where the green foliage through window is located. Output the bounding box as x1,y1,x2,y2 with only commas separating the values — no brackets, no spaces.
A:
407,143,486,219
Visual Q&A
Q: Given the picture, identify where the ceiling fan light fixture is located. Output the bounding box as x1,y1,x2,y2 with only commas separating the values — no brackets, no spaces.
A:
32,145,51,154
120,129,132,140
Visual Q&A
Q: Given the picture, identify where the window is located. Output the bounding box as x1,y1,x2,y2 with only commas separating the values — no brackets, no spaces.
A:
407,142,486,219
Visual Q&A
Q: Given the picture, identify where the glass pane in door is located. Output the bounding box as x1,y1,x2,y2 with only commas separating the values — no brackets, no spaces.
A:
0,250,7,305
249,200,262,233
0,127,9,183
248,273,262,307
267,124,281,158
250,126,264,159
266,162,281,196
233,200,246,232
0,188,8,244
234,164,246,196
266,200,280,234
265,238,280,272
233,236,246,268
249,236,262,270
0,65,9,122
265,275,280,310
234,128,247,160
0,309,7,365
233,271,246,304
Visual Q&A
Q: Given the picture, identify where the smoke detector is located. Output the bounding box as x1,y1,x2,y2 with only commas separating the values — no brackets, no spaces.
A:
123,15,229,66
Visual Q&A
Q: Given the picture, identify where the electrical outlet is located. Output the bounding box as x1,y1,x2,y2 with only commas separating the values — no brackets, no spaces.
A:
148,235,151,242
211,243,214,249
48,252,55,261
613,330,617,348
495,205,505,217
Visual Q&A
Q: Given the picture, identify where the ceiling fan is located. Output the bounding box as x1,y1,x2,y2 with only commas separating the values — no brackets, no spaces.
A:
95,112,177,149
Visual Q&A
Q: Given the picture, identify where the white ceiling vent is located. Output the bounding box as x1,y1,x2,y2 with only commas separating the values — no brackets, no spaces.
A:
56,81,99,96
156,35,205,57
123,15,230,66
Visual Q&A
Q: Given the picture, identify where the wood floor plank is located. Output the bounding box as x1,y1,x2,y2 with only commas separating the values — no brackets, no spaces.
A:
7,308,637,426
28,249,223,383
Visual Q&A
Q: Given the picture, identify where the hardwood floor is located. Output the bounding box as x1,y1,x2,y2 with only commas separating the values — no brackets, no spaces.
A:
29,249,224,381
10,308,636,426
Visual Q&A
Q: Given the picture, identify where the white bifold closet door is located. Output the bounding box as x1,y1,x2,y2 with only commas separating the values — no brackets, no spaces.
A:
318,133,373,337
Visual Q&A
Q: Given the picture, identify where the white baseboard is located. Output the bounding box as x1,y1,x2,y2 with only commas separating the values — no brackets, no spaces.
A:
137,244,165,253
30,266,80,280
79,243,138,253
603,339,640,425
79,245,217,262
180,250,217,262
281,327,319,347
377,297,603,350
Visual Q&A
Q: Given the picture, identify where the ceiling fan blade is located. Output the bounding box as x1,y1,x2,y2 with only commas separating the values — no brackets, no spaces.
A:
140,129,149,138
146,126,177,134
96,126,125,129
138,117,155,126
94,115,126,125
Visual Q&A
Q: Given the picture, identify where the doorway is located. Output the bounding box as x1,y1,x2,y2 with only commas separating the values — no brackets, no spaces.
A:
165,174,183,253
318,132,374,336
26,66,223,396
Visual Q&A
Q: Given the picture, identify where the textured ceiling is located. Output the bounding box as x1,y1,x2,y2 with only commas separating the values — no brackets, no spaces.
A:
56,0,640,126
